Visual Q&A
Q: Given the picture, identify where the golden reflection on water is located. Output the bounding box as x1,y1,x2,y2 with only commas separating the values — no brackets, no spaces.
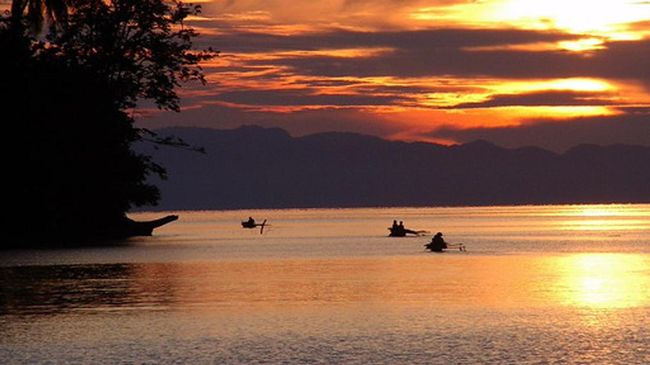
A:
3,254,650,315
556,204,650,232
120,254,650,312
552,254,650,309
562,219,649,231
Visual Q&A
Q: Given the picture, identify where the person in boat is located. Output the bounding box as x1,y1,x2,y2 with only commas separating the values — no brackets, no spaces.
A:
426,232,447,252
389,220,405,236
242,217,256,228
399,221,420,235
389,220,425,237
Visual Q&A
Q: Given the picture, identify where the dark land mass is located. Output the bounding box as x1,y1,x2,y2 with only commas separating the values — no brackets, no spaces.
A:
136,125,650,210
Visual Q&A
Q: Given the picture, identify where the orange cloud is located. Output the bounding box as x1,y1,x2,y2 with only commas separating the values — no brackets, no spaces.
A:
136,0,650,149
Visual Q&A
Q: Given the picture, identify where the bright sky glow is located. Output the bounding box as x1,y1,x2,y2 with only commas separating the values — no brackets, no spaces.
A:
487,0,650,35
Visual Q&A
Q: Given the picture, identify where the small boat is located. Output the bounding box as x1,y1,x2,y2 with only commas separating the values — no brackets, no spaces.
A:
241,220,257,228
388,227,428,237
123,215,179,237
242,218,268,234
424,242,466,252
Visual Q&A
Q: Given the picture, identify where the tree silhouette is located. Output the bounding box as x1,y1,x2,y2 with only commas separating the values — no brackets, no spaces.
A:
1,1,215,247
10,0,68,33
52,0,214,111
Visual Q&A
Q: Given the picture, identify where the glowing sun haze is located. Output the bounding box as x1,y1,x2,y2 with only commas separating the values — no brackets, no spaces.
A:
137,1,650,150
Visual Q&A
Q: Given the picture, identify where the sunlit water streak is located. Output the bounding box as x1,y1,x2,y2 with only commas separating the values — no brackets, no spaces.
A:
1,204,649,364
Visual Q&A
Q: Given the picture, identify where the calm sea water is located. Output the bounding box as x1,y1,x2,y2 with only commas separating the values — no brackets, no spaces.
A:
2,204,650,364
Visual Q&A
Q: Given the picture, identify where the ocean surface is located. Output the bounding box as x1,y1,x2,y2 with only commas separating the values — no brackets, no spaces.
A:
2,204,650,364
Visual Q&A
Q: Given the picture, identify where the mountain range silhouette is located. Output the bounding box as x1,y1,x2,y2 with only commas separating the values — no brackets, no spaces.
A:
137,125,650,210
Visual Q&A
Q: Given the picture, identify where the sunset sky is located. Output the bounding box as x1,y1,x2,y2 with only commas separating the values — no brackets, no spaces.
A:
108,1,650,150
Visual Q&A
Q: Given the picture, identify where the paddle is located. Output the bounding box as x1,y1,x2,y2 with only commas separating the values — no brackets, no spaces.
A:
447,243,466,252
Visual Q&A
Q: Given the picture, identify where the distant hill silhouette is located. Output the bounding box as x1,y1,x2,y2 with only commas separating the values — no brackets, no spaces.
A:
136,126,650,210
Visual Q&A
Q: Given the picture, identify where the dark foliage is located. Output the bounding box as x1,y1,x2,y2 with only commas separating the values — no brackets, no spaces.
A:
1,1,215,247
9,0,69,33
52,0,214,112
